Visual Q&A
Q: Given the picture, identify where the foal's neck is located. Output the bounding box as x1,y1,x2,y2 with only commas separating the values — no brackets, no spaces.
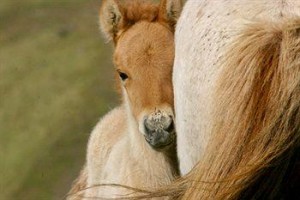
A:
123,102,173,152
123,104,151,152
121,102,179,174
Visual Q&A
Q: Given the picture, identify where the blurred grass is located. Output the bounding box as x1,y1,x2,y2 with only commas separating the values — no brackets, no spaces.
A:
0,0,118,199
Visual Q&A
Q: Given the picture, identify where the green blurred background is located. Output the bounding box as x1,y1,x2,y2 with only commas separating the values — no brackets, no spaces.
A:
0,0,119,199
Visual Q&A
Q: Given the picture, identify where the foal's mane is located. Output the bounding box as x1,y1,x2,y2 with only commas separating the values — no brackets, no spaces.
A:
116,0,173,35
121,1,159,24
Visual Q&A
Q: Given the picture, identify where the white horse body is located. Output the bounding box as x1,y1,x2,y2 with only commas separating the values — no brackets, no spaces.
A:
174,0,300,175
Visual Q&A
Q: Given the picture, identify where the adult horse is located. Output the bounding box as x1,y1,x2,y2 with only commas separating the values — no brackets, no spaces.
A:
164,0,300,199
67,0,182,199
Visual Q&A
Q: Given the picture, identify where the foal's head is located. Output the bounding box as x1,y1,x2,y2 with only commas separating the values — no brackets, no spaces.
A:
100,0,182,149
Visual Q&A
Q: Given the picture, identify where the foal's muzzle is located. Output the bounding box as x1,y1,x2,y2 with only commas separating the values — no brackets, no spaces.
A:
143,111,175,149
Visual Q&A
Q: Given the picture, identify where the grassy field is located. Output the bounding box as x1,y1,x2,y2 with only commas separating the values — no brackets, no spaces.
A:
0,0,119,199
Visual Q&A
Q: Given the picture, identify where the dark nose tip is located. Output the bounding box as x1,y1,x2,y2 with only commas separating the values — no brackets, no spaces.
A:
143,115,175,149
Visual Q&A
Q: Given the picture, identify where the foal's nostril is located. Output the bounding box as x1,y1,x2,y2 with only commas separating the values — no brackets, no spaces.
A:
165,120,174,133
144,119,152,135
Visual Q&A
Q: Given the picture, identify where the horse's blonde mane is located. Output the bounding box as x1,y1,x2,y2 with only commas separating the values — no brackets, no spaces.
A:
181,18,300,199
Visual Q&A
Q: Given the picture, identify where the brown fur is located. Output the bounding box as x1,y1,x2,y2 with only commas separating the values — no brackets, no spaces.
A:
111,0,176,122
113,21,174,119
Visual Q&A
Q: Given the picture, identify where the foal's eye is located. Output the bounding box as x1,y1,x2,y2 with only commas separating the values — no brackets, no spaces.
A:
118,71,128,81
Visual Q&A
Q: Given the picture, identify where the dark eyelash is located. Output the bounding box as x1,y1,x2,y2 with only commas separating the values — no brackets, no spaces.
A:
118,71,128,81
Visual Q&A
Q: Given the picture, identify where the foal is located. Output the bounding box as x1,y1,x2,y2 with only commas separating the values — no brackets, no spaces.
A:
68,0,182,198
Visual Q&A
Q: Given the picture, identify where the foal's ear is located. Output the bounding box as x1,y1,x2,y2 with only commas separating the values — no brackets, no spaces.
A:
99,0,123,42
159,0,183,27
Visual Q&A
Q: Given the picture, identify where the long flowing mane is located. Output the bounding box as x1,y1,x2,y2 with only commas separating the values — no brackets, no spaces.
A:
181,19,300,200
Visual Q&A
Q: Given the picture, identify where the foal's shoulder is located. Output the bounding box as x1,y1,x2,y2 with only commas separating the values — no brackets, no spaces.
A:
86,106,127,186
88,106,127,150
94,106,126,132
